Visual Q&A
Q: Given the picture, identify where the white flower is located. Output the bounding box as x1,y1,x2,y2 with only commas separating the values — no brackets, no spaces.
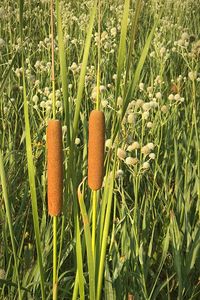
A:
56,101,61,108
62,125,67,133
155,92,162,99
147,142,154,150
168,94,174,101
188,71,197,81
149,153,155,159
105,139,112,149
127,113,135,124
32,95,39,103
125,157,138,165
142,162,150,169
160,47,166,56
142,111,149,120
181,32,189,41
141,145,150,156
136,99,144,107
161,105,168,113
147,122,153,128
75,138,80,145
174,93,180,101
117,148,126,160
102,100,108,108
70,62,78,71
139,82,144,91
110,27,117,37
116,169,124,178
142,102,151,111
40,101,46,108
131,142,140,150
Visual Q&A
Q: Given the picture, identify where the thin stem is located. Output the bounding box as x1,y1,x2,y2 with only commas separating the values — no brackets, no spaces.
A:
53,216,58,300
96,0,101,111
92,190,97,258
51,0,56,119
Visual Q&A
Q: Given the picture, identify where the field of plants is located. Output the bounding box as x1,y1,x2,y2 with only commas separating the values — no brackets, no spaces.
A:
0,0,200,299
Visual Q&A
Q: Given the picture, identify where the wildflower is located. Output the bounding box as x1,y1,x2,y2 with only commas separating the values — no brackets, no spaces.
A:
117,148,126,160
174,93,181,101
142,162,150,169
127,113,135,124
181,32,189,41
161,105,168,113
149,153,155,159
56,101,61,108
110,27,117,37
160,47,166,56
32,95,39,103
155,92,162,99
147,122,153,128
131,141,140,150
141,145,150,156
105,139,112,149
139,82,144,91
168,94,174,100
188,71,197,81
125,157,138,165
62,125,67,133
136,99,144,107
142,111,149,120
101,100,108,108
147,142,154,150
142,102,151,111
116,169,124,178
75,138,80,145
40,101,46,108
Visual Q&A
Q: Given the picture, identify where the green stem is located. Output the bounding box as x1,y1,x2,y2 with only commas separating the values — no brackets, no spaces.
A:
92,191,97,259
53,216,58,300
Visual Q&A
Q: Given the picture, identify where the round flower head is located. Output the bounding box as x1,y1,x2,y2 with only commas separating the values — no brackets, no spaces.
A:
125,157,138,166
142,162,150,170
105,139,112,149
116,169,124,178
75,138,80,145
149,153,155,160
141,145,150,156
117,148,126,160
147,142,154,150
131,141,140,150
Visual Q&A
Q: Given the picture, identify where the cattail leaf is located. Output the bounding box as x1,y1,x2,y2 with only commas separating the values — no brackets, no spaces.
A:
115,0,130,102
55,0,71,145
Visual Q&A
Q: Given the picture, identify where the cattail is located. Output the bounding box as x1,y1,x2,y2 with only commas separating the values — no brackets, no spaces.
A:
47,120,63,216
88,110,105,190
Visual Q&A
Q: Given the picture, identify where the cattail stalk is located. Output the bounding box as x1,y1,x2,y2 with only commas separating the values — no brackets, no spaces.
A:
48,1,62,299
47,119,63,300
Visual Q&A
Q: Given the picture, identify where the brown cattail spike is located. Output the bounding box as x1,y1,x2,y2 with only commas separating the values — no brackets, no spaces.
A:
88,110,105,190
47,120,63,216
